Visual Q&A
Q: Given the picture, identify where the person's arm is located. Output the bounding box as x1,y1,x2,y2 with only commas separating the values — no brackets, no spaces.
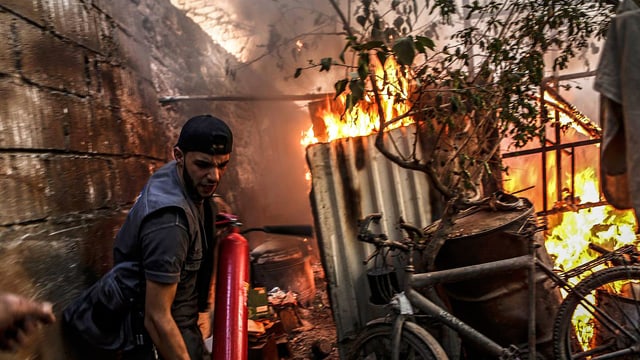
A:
139,208,191,359
0,293,55,351
143,280,190,360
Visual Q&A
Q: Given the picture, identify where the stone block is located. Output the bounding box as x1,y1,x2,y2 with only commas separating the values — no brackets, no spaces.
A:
68,103,126,154
119,110,168,159
17,23,88,95
114,66,143,113
1,0,45,26
112,157,158,204
41,0,101,52
89,60,124,109
138,77,159,120
42,155,117,216
114,66,159,117
93,0,141,38
0,154,49,225
0,78,75,150
0,154,120,224
0,11,16,74
113,27,152,81
0,214,120,298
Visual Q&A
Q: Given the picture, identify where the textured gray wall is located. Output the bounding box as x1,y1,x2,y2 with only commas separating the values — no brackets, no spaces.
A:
0,0,313,358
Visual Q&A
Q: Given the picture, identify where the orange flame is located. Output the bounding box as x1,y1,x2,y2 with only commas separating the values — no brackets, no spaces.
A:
503,103,637,349
301,56,414,147
302,55,640,350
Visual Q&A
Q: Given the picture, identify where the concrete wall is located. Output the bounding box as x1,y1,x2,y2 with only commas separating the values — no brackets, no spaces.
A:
0,0,314,358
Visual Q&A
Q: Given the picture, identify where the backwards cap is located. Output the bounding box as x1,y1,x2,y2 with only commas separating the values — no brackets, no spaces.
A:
176,115,233,155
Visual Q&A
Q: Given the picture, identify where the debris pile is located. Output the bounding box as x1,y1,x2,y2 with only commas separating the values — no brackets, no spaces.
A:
248,262,338,359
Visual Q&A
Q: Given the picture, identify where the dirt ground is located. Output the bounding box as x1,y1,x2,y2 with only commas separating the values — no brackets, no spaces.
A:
284,261,340,360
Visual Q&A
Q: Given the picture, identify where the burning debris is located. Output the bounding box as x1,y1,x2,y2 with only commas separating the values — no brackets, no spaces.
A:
246,264,337,360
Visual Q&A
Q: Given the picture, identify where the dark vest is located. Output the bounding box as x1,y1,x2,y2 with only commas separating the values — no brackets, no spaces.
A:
113,160,215,314
114,161,202,262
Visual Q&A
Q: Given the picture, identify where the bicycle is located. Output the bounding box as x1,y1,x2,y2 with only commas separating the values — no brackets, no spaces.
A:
347,195,640,360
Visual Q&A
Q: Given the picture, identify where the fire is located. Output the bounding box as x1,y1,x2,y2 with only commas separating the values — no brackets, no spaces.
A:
302,51,640,351
300,56,414,147
545,167,637,274
501,104,637,275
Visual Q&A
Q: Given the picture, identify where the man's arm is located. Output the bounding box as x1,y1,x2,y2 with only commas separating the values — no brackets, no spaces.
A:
144,280,190,360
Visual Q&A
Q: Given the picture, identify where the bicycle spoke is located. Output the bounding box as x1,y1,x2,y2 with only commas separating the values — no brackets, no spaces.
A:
554,266,640,360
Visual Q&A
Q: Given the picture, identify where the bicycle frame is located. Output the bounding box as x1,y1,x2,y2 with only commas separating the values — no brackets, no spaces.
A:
405,253,552,359
356,209,640,360
388,243,637,359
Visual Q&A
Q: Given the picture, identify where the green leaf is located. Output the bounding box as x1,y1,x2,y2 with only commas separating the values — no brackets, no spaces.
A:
358,53,370,81
334,79,348,99
392,37,416,66
393,16,405,30
415,35,435,53
356,15,367,27
451,95,462,113
320,58,332,72
349,79,365,102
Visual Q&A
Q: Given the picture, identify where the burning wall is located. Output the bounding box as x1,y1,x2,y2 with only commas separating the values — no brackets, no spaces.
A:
306,124,433,355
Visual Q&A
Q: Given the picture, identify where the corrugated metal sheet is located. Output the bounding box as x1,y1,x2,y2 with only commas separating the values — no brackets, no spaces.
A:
305,124,432,355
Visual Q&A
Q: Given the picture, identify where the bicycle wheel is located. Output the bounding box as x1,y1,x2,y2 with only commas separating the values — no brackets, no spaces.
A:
553,265,640,359
346,319,449,360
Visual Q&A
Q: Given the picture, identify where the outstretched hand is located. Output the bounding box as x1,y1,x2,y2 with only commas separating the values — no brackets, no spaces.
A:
0,293,56,351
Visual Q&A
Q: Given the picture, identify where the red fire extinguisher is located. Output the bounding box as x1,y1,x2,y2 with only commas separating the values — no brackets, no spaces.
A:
212,214,249,360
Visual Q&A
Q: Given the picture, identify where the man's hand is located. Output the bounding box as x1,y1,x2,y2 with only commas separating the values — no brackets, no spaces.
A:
0,293,55,351
197,311,212,339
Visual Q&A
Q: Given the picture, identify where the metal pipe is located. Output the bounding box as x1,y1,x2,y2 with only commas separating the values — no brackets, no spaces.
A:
541,70,597,84
541,85,549,214
502,138,600,158
158,93,333,104
554,82,563,205
527,233,537,360
411,255,531,288
405,288,505,357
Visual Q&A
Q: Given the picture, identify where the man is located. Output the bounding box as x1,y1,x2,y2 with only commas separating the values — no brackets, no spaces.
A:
0,293,55,351
113,114,233,359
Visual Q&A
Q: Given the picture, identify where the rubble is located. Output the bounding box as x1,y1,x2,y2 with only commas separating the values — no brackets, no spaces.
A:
248,262,338,359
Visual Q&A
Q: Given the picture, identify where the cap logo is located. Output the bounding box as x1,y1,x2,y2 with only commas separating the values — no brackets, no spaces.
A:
210,144,226,153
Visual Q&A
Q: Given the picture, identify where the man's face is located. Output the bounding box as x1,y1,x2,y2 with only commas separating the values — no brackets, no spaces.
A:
175,148,230,200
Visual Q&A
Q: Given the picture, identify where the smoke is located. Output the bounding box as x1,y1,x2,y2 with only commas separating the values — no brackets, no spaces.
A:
169,0,607,233
166,0,358,255
171,0,346,95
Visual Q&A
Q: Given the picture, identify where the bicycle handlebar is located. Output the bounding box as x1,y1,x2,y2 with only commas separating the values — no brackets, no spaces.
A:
215,213,314,237
357,213,411,252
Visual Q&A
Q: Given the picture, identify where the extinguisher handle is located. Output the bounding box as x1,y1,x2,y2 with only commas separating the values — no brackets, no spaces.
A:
241,225,314,237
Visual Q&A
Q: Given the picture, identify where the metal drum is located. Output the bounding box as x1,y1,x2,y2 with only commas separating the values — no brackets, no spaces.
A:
250,238,317,306
421,197,562,359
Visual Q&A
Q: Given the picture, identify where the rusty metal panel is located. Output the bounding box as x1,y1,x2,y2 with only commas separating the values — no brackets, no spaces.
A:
306,124,432,353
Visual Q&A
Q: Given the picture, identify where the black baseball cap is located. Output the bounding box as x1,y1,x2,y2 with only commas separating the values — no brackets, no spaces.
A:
176,115,233,155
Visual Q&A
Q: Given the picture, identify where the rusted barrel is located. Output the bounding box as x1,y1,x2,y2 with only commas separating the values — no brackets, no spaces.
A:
250,239,316,306
421,197,562,359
